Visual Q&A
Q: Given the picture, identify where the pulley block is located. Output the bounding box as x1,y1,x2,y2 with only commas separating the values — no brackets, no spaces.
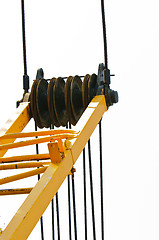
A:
70,75,83,123
36,79,51,128
47,78,60,127
82,74,90,109
30,79,43,129
30,64,118,128
53,77,68,127
65,76,77,126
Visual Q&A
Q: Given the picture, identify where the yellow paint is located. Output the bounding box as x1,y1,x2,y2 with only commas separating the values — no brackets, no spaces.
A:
48,142,62,163
0,188,33,195
0,153,50,163
0,161,50,170
0,133,77,151
0,167,47,185
0,129,78,140
0,95,107,240
0,102,31,157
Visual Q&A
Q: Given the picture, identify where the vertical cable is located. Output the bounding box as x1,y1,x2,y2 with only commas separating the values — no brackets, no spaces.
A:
88,139,96,240
67,175,72,240
99,121,104,240
51,199,55,240
35,123,44,240
72,173,78,240
56,192,60,240
21,0,27,75
101,0,108,68
83,148,87,239
100,1,108,238
66,123,72,240
50,125,55,240
21,0,29,93
68,122,78,239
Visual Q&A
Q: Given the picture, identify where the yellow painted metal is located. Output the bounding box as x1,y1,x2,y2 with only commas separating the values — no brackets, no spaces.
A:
0,129,78,140
48,142,62,163
0,133,78,151
0,153,50,163
0,167,47,185
1,154,73,240
0,95,107,240
0,102,31,157
0,161,50,170
70,95,107,164
0,188,33,195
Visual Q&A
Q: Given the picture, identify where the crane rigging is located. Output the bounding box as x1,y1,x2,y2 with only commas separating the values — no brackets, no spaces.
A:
0,0,118,239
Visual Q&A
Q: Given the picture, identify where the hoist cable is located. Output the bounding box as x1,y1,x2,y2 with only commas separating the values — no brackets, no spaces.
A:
50,125,55,240
51,199,55,240
67,175,72,240
72,173,78,240
21,0,27,75
21,0,29,93
99,121,104,240
66,123,72,240
56,192,61,240
88,140,96,240
69,123,78,239
100,1,108,239
83,148,88,239
35,123,44,240
101,0,108,68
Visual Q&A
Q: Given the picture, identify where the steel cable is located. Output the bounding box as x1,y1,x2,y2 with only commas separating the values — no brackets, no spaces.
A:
50,125,55,240
99,121,104,240
51,199,55,240
100,1,108,239
21,0,27,75
72,173,78,240
67,175,72,240
56,192,61,240
88,139,96,240
83,148,87,239
35,123,44,240
101,0,108,68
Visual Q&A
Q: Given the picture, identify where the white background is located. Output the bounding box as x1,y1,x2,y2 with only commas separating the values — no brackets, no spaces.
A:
0,0,159,239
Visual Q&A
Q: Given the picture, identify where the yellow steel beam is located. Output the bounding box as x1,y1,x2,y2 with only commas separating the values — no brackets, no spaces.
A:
0,133,77,151
0,167,47,185
0,95,107,240
0,153,50,163
0,102,31,157
0,129,77,140
0,188,33,196
0,161,50,170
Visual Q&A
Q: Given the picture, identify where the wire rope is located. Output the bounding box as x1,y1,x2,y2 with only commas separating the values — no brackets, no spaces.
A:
21,0,27,75
56,192,61,240
21,0,29,93
100,1,109,239
101,0,108,68
67,175,72,240
88,139,96,240
83,148,88,239
72,173,78,240
35,124,45,240
51,199,55,240
99,120,104,240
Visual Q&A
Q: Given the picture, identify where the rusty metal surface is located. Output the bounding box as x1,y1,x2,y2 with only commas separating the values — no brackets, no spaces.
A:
47,78,60,127
53,77,68,126
70,75,83,123
65,76,76,125
30,79,43,128
36,79,51,128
